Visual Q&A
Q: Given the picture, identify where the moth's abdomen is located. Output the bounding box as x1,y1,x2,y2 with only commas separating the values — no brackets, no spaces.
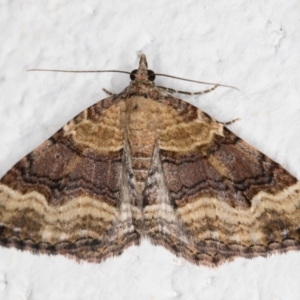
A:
126,97,159,199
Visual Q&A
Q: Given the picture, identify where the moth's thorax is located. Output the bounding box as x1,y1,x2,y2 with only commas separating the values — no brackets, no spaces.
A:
127,79,156,95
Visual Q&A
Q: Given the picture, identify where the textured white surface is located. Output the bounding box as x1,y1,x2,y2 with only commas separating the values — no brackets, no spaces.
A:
1,0,300,299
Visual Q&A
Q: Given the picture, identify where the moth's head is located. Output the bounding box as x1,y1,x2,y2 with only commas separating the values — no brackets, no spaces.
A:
130,54,156,82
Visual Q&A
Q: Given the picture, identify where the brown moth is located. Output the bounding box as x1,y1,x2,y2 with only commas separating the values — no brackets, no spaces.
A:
0,55,299,267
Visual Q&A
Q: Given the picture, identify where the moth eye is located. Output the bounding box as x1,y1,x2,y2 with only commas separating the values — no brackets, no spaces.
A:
147,70,155,81
130,69,138,80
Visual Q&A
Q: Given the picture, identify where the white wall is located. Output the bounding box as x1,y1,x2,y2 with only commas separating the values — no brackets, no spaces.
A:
0,1,300,299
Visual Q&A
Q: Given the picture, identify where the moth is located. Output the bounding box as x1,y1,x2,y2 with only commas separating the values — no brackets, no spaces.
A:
0,54,299,266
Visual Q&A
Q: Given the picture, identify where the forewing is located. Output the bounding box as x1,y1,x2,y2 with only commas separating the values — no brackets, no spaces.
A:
0,96,140,262
143,96,300,266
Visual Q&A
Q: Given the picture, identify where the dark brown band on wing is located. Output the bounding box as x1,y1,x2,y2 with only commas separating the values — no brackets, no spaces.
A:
161,128,297,209
1,129,124,207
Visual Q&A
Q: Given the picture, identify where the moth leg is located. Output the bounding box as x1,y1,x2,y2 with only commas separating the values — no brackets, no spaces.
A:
157,84,219,95
103,88,116,96
219,118,241,126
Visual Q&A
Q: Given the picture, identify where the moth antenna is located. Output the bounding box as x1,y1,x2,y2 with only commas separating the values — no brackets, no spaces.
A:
155,73,239,91
27,69,131,75
27,68,238,91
